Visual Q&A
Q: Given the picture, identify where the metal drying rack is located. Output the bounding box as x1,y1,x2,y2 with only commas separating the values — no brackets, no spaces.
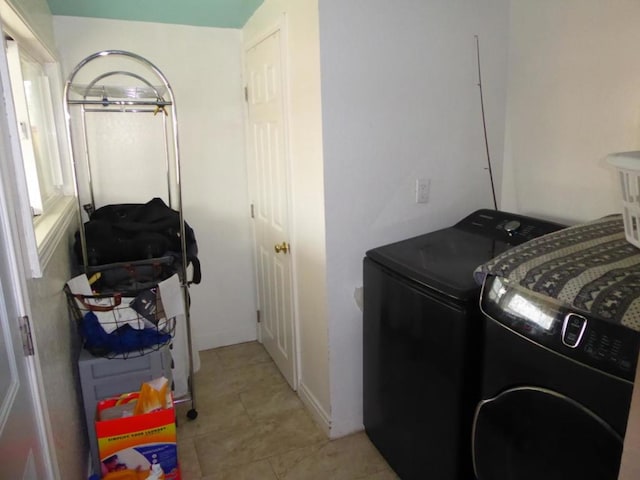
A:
63,50,198,419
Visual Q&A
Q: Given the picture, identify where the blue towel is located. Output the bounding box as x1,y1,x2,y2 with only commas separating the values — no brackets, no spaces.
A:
81,311,171,354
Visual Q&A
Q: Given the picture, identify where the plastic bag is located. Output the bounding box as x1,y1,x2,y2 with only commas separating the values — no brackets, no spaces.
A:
134,377,169,416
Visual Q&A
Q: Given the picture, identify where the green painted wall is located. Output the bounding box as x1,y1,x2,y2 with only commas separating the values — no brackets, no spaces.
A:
46,0,264,28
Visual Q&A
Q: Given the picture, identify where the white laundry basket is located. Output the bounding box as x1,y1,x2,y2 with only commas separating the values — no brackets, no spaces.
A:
607,151,640,248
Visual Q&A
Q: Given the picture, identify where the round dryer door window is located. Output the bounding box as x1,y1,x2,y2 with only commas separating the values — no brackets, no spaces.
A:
472,386,624,480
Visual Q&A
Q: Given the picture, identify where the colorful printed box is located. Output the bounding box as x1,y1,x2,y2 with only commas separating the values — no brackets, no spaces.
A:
96,393,180,480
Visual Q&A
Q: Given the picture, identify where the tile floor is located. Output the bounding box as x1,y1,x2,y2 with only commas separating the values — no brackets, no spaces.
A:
175,341,398,480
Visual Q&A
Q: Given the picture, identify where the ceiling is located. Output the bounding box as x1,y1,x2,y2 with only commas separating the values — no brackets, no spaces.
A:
46,0,265,29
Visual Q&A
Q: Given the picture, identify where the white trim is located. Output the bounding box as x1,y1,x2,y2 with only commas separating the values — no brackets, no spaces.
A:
298,381,331,437
25,355,57,480
275,12,305,395
45,63,73,197
276,12,300,392
0,289,19,433
241,40,261,346
0,378,18,435
34,195,76,274
24,450,37,480
86,451,92,479
0,1,55,63
243,17,284,50
0,31,40,278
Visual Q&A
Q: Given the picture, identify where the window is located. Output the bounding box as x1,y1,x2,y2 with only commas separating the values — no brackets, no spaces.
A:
0,5,74,277
6,39,63,216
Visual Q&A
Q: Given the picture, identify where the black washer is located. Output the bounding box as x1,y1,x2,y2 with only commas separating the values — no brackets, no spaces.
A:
473,275,640,480
363,209,564,480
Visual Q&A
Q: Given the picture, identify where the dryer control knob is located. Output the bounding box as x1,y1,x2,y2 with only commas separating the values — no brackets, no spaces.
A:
504,220,521,236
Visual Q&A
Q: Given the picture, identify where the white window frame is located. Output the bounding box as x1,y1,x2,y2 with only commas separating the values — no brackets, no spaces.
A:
0,3,75,278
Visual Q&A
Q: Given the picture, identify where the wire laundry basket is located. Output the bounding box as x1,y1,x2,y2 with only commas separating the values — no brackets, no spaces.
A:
65,284,175,359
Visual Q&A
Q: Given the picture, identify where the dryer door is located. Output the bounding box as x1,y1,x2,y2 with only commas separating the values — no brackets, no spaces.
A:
472,386,623,480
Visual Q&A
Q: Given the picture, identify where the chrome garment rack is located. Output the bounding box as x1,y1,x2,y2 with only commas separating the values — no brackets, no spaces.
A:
63,50,197,419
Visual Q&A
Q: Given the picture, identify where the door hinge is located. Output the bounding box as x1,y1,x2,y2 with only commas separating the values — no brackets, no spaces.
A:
257,310,261,323
19,315,34,356
244,86,249,102
250,203,255,219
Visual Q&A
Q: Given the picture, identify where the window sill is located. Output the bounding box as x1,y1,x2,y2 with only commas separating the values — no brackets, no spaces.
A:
32,196,76,277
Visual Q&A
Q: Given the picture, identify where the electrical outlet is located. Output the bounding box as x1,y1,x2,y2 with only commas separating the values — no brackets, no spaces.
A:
416,178,430,204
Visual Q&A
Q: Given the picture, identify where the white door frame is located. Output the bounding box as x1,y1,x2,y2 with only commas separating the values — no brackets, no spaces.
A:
244,14,302,388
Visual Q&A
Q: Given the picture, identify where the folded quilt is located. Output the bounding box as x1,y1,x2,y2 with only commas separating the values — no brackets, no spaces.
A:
475,214,640,332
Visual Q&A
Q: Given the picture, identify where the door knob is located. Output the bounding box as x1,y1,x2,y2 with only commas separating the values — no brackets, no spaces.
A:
274,242,289,254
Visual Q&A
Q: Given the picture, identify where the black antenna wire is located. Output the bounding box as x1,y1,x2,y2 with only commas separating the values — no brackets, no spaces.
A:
475,35,498,210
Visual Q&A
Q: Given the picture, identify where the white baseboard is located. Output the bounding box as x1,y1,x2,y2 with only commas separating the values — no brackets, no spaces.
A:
298,382,331,437
196,324,258,351
327,419,364,439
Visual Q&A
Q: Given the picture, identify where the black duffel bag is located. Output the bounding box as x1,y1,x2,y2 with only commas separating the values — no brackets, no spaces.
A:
74,197,201,284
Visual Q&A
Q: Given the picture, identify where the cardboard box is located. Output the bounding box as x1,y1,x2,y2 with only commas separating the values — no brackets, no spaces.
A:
96,393,180,480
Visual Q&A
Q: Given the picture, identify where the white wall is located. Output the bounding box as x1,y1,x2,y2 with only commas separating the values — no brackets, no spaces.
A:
319,0,510,436
53,16,257,351
243,0,331,431
501,0,640,223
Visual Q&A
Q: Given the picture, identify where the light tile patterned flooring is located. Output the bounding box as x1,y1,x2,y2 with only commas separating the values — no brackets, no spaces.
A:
175,341,398,480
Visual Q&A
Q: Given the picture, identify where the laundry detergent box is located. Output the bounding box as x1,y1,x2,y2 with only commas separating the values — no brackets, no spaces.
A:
95,393,180,480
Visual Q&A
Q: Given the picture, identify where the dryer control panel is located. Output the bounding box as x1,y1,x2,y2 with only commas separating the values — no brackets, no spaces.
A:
562,313,588,348
481,276,640,382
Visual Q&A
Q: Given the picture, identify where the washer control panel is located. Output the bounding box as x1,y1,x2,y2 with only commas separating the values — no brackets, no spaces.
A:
503,220,521,236
456,209,566,245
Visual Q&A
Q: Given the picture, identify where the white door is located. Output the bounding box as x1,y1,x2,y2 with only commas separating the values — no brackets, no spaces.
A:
0,279,44,480
0,188,46,480
246,29,297,389
0,33,47,479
